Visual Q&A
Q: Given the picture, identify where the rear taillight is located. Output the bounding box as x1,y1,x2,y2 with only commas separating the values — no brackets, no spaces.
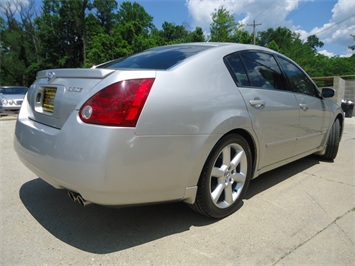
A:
79,78,155,127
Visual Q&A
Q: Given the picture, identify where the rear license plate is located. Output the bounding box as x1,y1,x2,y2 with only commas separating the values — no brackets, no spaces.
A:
43,87,57,113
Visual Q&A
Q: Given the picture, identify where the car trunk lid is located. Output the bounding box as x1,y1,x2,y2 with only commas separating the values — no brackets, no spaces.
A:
27,68,115,129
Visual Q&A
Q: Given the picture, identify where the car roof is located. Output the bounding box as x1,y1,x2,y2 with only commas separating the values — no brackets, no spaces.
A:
170,42,293,65
146,42,283,63
164,42,275,52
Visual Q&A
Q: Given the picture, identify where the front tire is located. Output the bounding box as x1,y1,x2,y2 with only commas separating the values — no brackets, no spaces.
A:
320,119,341,161
191,134,252,219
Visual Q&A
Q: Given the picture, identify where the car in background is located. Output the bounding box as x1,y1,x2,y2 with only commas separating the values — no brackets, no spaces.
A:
0,86,28,115
14,43,344,218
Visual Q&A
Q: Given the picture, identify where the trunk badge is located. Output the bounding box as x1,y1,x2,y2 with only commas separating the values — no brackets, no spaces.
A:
47,71,56,82
68,87,83,93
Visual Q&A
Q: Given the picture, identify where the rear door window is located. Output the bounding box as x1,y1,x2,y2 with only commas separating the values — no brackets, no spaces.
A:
240,52,287,90
225,51,287,90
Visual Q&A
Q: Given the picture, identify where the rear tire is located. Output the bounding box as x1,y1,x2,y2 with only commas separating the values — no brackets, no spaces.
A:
190,134,252,219
320,119,341,161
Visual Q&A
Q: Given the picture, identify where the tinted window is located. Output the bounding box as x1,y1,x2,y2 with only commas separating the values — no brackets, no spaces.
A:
241,52,286,90
224,54,250,86
278,57,318,97
97,45,212,70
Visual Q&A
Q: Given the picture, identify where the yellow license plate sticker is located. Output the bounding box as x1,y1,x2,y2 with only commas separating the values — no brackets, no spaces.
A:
43,87,57,113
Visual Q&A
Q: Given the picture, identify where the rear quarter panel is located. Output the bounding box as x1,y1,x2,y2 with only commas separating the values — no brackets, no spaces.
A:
135,49,252,136
135,49,256,187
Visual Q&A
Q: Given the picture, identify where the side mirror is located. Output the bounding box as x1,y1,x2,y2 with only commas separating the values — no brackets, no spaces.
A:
321,88,335,98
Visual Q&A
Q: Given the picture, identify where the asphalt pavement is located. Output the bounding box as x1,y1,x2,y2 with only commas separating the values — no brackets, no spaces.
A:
1,116,354,265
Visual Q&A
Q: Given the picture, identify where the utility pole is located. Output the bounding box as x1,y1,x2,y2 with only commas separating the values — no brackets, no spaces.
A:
247,20,262,45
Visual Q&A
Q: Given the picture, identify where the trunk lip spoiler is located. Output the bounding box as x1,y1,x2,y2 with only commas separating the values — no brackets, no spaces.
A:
36,69,115,80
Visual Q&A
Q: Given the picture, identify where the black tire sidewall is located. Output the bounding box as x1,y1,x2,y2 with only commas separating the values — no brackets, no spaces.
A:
322,119,341,161
196,134,253,218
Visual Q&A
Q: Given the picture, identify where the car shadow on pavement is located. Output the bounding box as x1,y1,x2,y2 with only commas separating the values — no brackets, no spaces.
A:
19,155,324,254
19,179,218,254
245,155,322,199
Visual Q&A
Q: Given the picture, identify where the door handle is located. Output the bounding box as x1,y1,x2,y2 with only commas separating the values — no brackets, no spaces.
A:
299,103,308,111
249,99,265,109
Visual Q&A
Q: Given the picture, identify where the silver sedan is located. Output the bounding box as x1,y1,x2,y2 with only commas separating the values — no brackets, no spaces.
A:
0,86,28,114
14,43,344,218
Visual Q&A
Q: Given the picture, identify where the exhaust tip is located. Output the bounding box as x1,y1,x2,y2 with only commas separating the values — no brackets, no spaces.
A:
77,196,85,206
68,191,79,202
77,195,92,207
68,191,92,207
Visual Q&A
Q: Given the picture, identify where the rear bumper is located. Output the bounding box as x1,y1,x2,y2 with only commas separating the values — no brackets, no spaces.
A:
14,111,212,206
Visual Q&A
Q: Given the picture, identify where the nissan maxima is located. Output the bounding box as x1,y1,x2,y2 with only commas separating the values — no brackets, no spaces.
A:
14,43,343,218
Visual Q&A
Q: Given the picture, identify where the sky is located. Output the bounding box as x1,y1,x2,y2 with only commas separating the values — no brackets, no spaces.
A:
1,0,354,57
132,0,355,57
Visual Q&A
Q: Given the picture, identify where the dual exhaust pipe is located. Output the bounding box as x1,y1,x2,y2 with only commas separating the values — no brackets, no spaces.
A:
68,191,92,207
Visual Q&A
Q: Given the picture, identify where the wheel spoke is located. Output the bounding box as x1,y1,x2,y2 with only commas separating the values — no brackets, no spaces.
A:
222,146,231,166
224,186,233,205
211,166,224,178
230,150,244,169
234,172,246,183
211,183,224,204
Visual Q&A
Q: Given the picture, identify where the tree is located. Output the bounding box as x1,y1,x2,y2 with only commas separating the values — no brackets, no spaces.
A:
210,7,236,42
59,0,91,66
187,27,205,42
257,27,295,54
85,0,118,66
0,0,39,85
92,0,117,32
267,40,280,52
84,14,117,66
115,1,156,54
232,26,252,44
306,35,324,52
209,7,251,43
35,0,92,68
158,22,188,44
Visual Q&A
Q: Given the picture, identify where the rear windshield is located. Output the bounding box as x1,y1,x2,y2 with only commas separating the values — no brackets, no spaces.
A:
97,45,212,70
